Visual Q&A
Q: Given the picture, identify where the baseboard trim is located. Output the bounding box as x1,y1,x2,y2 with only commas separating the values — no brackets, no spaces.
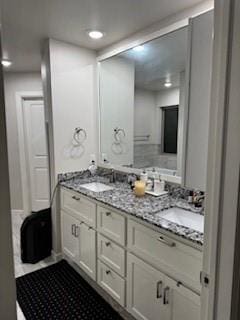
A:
11,210,24,215
52,251,62,262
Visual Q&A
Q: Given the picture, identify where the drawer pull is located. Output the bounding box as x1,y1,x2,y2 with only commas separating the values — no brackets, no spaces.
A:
156,280,163,299
105,211,111,216
74,226,79,238
157,236,176,247
88,226,93,230
71,224,76,236
105,241,111,247
163,286,170,305
72,195,80,201
106,270,111,275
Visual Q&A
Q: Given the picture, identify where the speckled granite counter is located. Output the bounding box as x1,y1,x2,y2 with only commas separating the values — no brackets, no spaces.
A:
59,172,204,247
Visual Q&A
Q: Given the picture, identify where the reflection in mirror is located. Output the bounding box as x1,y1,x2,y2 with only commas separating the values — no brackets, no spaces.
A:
99,27,188,178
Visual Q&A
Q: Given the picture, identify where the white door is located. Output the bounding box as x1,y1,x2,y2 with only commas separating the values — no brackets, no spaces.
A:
23,99,50,212
127,253,171,320
61,211,79,261
77,223,96,280
164,276,201,320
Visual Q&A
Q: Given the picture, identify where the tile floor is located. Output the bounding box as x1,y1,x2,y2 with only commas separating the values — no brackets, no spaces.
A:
12,213,54,320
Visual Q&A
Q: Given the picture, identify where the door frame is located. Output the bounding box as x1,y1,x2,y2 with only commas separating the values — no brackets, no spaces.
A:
201,0,240,319
16,91,43,216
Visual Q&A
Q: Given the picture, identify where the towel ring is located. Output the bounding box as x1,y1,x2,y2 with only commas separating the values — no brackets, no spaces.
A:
73,127,87,146
114,127,126,143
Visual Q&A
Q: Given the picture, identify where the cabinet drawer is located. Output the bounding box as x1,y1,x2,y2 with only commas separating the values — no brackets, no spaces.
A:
97,206,126,245
98,234,125,277
61,188,96,227
98,260,125,307
128,219,202,292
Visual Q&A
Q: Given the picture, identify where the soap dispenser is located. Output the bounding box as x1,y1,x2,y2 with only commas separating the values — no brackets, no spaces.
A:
159,175,165,192
140,170,148,184
88,160,97,176
154,174,161,193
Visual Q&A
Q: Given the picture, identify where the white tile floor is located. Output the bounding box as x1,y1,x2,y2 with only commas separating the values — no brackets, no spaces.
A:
12,213,54,320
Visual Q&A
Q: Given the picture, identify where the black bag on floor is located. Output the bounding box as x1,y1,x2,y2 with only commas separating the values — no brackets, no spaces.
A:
21,208,52,264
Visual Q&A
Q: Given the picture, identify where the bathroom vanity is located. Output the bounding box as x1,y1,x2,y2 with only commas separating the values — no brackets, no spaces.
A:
59,173,203,320
58,9,213,320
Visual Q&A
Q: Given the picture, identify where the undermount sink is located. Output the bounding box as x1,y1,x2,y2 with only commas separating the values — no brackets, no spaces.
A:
80,182,114,193
155,207,204,233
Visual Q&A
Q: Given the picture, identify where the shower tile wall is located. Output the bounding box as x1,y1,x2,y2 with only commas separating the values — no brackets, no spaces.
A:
134,144,177,169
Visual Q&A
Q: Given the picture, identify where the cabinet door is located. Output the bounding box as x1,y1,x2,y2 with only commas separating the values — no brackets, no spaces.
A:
127,253,170,320
164,276,201,320
77,223,96,280
61,211,79,261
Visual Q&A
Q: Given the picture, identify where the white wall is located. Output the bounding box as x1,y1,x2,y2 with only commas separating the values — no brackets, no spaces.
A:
134,89,157,144
49,39,98,174
100,56,134,165
42,39,98,254
4,72,42,210
156,87,180,107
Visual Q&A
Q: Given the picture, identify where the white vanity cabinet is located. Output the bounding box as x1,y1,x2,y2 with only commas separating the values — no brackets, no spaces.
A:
61,211,79,262
97,205,126,245
60,187,202,319
127,253,201,320
127,219,202,292
77,222,96,280
61,188,97,280
164,276,201,320
96,205,127,307
127,253,171,320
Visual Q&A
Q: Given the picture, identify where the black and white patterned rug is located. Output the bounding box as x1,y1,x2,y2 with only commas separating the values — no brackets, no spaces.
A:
16,260,124,320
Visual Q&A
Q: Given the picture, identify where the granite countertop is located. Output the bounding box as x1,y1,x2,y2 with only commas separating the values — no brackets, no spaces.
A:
59,173,204,247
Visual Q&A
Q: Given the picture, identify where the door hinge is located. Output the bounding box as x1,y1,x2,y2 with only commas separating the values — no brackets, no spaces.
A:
200,271,210,287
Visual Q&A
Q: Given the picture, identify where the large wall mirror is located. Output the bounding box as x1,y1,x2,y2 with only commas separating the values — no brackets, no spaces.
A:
99,11,213,190
99,27,188,180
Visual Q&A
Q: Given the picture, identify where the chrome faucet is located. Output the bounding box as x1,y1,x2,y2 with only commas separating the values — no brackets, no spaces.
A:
192,190,205,207
101,168,116,183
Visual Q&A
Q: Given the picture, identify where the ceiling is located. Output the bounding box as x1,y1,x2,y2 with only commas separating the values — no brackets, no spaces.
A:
120,27,188,91
1,0,205,72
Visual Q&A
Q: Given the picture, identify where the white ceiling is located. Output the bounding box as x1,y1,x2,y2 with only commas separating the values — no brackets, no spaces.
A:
120,27,188,91
1,0,205,72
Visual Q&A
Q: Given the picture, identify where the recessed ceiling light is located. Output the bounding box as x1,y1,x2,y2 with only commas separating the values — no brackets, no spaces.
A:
2,59,12,67
88,30,104,39
164,82,172,88
133,45,144,52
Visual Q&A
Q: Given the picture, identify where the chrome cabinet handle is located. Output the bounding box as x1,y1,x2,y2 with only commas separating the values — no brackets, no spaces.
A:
105,241,111,247
105,211,111,216
157,236,176,247
163,287,170,305
106,270,111,275
156,281,163,299
71,224,76,236
72,195,80,201
75,226,79,238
